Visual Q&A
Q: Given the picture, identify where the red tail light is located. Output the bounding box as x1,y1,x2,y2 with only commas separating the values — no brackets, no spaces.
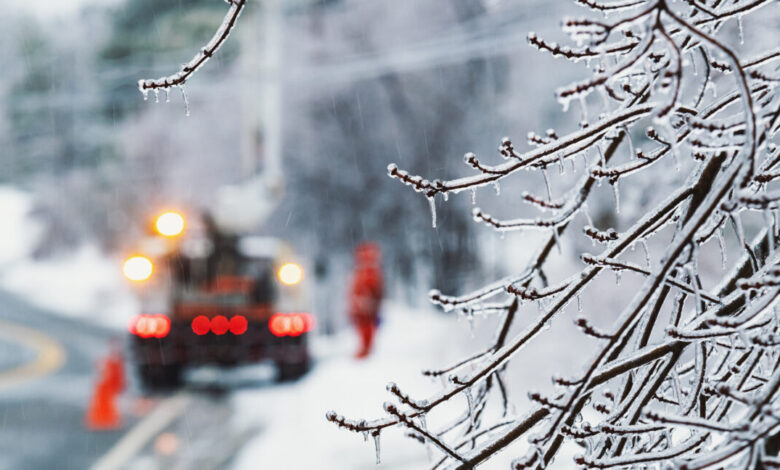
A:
155,315,172,338
289,315,305,336
230,315,248,335
301,313,316,331
269,314,288,337
192,315,210,335
211,315,229,335
269,313,315,337
129,314,170,338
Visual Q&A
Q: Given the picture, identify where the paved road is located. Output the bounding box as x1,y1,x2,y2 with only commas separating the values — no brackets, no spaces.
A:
0,291,267,470
0,291,134,470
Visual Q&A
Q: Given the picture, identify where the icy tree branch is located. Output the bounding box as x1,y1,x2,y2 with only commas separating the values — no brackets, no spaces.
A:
325,0,780,467
136,0,247,113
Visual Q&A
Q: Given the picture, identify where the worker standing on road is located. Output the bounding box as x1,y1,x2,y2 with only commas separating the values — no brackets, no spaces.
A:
349,243,383,359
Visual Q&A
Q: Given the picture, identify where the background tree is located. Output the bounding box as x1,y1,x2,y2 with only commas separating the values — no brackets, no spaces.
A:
0,0,242,253
279,0,513,298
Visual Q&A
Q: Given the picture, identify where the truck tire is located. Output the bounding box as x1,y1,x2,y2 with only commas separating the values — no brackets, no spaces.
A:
275,360,309,382
137,364,183,391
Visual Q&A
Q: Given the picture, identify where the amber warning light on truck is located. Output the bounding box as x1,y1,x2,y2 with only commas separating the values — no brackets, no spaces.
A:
123,255,153,282
155,211,185,237
278,262,303,285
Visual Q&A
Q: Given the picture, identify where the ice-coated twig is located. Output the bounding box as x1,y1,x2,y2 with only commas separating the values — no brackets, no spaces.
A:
138,0,246,97
575,433,708,468
386,382,428,410
576,0,649,13
383,403,467,463
580,253,723,303
387,103,657,197
429,270,533,310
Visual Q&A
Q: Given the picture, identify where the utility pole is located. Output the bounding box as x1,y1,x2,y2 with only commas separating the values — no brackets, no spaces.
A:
239,0,283,196
214,0,284,233
260,0,284,197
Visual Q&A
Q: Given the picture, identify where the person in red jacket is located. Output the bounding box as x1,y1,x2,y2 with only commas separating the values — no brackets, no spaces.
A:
349,243,383,359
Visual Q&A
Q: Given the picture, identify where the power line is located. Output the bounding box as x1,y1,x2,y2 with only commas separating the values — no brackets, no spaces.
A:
5,23,538,112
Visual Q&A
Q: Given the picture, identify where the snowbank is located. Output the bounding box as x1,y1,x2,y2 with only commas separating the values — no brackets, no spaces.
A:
0,185,138,329
0,186,42,265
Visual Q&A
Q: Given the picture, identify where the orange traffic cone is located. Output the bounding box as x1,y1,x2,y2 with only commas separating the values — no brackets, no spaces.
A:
85,351,125,430
104,352,125,394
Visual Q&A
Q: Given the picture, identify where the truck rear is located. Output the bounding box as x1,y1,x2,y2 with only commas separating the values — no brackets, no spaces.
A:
123,212,313,389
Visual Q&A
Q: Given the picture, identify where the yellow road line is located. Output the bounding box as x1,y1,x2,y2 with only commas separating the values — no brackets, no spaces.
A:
0,320,66,390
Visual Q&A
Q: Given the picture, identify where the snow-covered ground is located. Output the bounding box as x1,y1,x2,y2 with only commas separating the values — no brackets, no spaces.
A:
228,300,585,470
230,303,481,469
0,185,138,328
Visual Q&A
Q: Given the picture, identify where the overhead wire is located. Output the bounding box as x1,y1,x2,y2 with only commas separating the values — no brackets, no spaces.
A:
3,2,551,110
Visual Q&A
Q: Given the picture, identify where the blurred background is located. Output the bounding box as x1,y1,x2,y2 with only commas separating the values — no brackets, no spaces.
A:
0,0,602,468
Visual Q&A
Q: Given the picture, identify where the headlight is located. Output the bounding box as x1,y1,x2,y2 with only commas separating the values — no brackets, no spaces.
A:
155,211,185,237
123,255,153,282
278,262,303,285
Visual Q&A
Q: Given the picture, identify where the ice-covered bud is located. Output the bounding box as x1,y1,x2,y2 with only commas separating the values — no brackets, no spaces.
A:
428,289,441,300
325,410,338,421
499,138,514,158
386,382,398,393
720,200,738,212
527,32,537,42
472,207,482,221
664,325,681,337
581,421,593,432
464,152,477,164
386,163,398,175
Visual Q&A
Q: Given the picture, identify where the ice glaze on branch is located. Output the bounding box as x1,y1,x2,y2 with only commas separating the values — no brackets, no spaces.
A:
137,0,246,105
330,0,780,467
387,103,657,198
